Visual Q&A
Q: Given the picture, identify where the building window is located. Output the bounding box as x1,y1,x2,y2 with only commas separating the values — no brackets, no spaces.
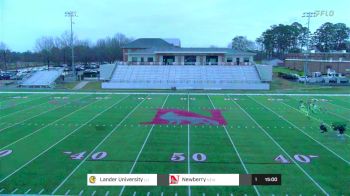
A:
141,57,144,62
132,57,137,62
147,57,154,62
244,57,250,62
227,57,232,62
185,56,196,65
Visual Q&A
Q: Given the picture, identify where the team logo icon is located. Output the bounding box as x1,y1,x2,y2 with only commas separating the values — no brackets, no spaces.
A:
89,176,96,184
169,175,180,184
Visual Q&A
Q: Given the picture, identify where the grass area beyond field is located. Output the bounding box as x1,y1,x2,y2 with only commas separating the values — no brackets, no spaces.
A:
0,92,349,195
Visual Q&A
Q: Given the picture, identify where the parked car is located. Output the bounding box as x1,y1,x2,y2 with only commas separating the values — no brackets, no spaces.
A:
298,76,310,83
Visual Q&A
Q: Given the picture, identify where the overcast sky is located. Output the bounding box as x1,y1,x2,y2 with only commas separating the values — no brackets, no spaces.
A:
0,0,349,52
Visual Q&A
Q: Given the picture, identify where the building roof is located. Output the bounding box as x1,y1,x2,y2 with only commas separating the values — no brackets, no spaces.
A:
163,38,181,47
128,47,255,55
122,38,175,49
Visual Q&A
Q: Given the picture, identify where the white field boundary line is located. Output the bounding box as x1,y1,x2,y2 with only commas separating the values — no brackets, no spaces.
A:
0,91,350,96
118,94,169,196
249,96,350,165
0,92,49,111
0,94,89,133
51,95,149,194
187,93,191,196
232,97,329,195
208,95,260,196
279,98,350,138
0,95,129,184
0,95,52,119
0,95,94,150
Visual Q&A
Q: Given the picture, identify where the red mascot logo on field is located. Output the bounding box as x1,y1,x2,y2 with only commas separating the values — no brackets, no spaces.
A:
142,109,227,125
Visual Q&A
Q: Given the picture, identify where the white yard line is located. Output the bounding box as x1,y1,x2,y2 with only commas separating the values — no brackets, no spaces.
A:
0,95,52,120
249,96,350,165
0,102,48,119
0,94,48,107
0,95,88,133
51,95,148,194
0,95,129,184
327,110,350,122
0,91,350,96
0,95,94,150
232,98,329,195
207,95,260,196
118,95,169,196
324,100,350,112
187,93,191,196
280,101,350,138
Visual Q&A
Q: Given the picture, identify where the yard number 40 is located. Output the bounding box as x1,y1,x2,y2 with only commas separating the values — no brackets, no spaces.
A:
275,154,318,164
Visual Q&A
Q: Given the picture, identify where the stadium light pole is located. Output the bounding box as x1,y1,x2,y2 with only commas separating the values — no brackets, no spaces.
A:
302,12,316,84
65,11,77,79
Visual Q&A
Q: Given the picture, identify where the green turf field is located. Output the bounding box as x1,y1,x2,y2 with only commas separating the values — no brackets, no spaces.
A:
0,92,349,195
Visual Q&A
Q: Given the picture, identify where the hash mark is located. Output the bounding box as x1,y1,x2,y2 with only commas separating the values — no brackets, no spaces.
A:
11,188,18,194
105,191,110,196
91,190,96,196
65,189,71,195
24,188,31,194
0,189,4,193
79,189,84,196
133,191,136,196
38,189,44,195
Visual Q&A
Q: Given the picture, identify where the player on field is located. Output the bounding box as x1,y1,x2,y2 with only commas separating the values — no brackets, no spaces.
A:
299,100,309,117
338,125,346,136
319,123,328,133
332,123,347,137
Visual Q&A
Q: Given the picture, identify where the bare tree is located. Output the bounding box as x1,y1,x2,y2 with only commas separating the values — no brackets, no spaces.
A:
0,42,10,71
35,36,55,68
57,31,77,65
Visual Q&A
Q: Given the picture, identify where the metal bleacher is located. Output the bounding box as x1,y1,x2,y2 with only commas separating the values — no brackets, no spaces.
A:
102,65,269,90
20,68,63,88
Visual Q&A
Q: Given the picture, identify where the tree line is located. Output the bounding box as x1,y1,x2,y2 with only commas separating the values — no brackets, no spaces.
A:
0,32,133,70
232,22,350,59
